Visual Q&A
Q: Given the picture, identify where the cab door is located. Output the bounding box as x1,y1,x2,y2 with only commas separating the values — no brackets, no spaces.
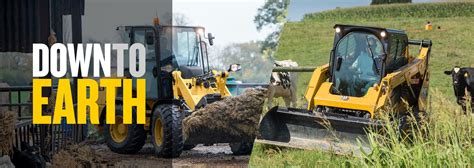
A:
129,27,159,99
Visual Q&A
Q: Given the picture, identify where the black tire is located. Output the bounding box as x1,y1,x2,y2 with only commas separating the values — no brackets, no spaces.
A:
230,142,253,155
104,105,146,154
151,104,184,158
398,114,411,141
398,106,424,142
400,86,416,111
183,144,196,151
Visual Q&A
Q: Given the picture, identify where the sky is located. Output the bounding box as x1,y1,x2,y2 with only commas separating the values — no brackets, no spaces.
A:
82,0,173,42
173,0,268,46
80,0,267,46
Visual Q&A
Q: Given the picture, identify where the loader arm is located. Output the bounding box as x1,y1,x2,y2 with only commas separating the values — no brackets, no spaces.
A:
172,71,231,111
376,40,432,111
304,64,330,110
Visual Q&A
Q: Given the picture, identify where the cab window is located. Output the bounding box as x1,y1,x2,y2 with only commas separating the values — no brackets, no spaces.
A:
386,37,407,73
332,32,383,97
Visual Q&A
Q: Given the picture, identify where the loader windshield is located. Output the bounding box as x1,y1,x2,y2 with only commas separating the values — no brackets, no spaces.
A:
332,32,383,97
160,27,209,74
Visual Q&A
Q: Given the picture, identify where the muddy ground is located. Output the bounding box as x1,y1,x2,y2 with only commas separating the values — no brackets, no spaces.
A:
87,143,249,168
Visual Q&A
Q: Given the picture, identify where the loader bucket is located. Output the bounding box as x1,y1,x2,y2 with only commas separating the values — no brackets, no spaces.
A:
257,106,382,155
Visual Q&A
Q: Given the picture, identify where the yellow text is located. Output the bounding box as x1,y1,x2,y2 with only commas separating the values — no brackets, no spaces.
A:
32,78,146,124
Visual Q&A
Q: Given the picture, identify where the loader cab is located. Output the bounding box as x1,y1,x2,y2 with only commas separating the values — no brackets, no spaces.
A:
330,24,408,97
118,25,212,100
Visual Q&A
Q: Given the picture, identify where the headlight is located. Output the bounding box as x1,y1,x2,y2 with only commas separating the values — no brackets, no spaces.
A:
196,28,204,36
335,27,341,33
380,31,386,38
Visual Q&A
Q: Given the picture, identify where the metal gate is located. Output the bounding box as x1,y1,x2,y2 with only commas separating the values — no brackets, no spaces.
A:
0,86,86,157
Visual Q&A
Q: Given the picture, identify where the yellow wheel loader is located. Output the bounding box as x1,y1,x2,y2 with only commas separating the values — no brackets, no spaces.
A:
257,24,432,153
96,22,252,158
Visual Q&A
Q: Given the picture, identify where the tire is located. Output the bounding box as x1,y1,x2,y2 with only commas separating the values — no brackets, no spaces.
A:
183,144,196,151
104,104,146,154
151,104,184,158
400,86,416,111
230,142,253,155
398,106,423,142
398,114,411,141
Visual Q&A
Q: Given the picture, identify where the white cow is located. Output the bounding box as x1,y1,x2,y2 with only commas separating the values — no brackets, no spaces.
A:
267,60,298,109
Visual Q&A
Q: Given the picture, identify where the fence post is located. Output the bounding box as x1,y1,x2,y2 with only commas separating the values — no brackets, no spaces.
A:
17,90,21,118
8,90,12,111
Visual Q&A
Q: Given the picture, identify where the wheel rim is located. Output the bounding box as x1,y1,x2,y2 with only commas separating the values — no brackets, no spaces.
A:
154,117,164,146
110,116,128,143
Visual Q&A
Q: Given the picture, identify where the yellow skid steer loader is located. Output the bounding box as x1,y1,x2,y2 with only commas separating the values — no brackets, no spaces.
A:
257,24,432,153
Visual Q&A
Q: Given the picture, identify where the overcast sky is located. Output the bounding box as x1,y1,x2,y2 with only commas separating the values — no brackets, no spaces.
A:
81,0,267,46
173,0,268,46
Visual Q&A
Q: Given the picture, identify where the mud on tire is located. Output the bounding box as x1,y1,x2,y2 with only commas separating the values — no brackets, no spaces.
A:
230,142,253,155
151,104,184,158
104,105,146,154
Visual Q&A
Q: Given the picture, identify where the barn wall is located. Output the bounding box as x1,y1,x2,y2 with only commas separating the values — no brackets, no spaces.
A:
0,0,84,53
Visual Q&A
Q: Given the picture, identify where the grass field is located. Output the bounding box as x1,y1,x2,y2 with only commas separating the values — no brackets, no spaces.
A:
250,2,474,167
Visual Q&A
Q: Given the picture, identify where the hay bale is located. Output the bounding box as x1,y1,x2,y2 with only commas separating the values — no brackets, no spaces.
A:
52,144,106,168
0,155,14,168
0,111,16,155
182,88,267,140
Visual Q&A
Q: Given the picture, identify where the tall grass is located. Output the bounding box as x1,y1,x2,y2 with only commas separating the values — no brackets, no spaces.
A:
358,90,473,167
250,91,474,167
303,2,474,21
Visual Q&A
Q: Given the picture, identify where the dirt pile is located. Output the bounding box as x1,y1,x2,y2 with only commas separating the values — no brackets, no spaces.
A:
0,111,16,155
52,144,107,168
182,88,267,142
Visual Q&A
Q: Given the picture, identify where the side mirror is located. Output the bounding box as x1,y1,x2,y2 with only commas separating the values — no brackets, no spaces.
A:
208,33,215,46
228,64,241,72
146,32,154,45
336,57,343,71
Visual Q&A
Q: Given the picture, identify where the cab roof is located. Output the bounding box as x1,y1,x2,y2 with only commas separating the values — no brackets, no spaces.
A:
334,24,406,36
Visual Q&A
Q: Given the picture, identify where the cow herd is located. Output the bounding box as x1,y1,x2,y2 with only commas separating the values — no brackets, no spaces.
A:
267,60,473,114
